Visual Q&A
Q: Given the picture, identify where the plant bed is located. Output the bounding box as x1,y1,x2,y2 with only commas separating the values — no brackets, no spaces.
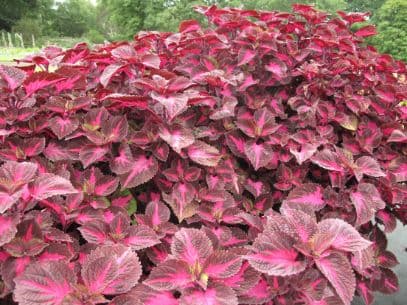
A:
0,4,406,305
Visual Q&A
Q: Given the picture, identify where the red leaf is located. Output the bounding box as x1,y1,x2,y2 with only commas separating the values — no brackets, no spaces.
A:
354,25,377,37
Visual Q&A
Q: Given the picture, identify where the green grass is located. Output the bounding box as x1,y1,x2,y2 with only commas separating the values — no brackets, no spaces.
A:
0,47,40,63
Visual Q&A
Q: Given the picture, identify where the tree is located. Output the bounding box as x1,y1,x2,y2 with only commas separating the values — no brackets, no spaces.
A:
0,0,37,31
346,0,385,13
51,0,96,37
370,0,407,61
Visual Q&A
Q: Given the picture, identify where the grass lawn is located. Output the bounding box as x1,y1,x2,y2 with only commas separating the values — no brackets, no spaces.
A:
0,47,40,64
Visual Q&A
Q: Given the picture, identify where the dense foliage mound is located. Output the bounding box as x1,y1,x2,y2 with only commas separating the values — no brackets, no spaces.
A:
0,4,406,305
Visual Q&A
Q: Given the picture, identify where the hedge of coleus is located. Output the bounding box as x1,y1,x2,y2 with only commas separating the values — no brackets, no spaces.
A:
0,4,406,305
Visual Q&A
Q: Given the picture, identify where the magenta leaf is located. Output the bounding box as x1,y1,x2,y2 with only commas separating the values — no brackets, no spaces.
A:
123,284,178,305
123,224,160,250
151,91,188,121
311,149,344,172
30,173,77,200
0,161,37,213
49,116,79,140
246,230,306,276
315,251,356,305
79,144,109,168
119,153,158,189
159,124,194,154
314,218,372,253
180,284,238,305
0,214,18,246
14,261,76,305
82,245,141,295
0,64,26,90
353,156,385,181
171,228,213,266
283,183,325,211
23,72,64,97
100,64,124,87
244,140,274,170
187,140,221,167
350,183,386,226
144,259,191,291
202,249,242,279
110,143,134,175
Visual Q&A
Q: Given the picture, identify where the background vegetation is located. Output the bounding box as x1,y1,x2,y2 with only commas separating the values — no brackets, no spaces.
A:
0,0,406,61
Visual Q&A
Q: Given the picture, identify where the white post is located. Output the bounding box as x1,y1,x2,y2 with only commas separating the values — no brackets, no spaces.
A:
1,32,7,47
7,32,13,48
15,33,24,48
32,34,36,48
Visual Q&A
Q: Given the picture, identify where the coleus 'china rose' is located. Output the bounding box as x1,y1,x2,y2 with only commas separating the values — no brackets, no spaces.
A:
0,3,406,305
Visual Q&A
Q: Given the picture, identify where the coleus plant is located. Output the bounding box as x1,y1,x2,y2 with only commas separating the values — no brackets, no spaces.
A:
0,3,406,305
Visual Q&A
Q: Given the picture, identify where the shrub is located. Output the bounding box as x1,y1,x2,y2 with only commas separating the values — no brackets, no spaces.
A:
0,4,406,305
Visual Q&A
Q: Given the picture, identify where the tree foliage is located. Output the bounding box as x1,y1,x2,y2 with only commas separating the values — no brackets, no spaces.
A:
370,0,407,61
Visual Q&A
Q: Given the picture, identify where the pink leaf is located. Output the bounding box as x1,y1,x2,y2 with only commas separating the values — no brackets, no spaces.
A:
315,251,356,305
187,140,221,167
110,143,134,175
350,183,386,226
141,54,161,69
180,284,238,305
0,64,26,90
144,259,192,291
119,154,158,189
78,221,108,244
203,250,242,279
79,144,109,168
244,140,274,170
121,284,178,305
159,124,195,154
0,161,37,213
145,200,171,226
311,149,344,172
151,92,188,121
123,225,160,250
314,218,372,253
23,72,64,97
82,245,141,295
354,156,385,181
14,262,76,305
0,214,18,246
30,173,77,200
49,116,79,140
100,64,124,87
171,228,213,266
246,230,306,276
283,183,325,211
238,48,256,66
